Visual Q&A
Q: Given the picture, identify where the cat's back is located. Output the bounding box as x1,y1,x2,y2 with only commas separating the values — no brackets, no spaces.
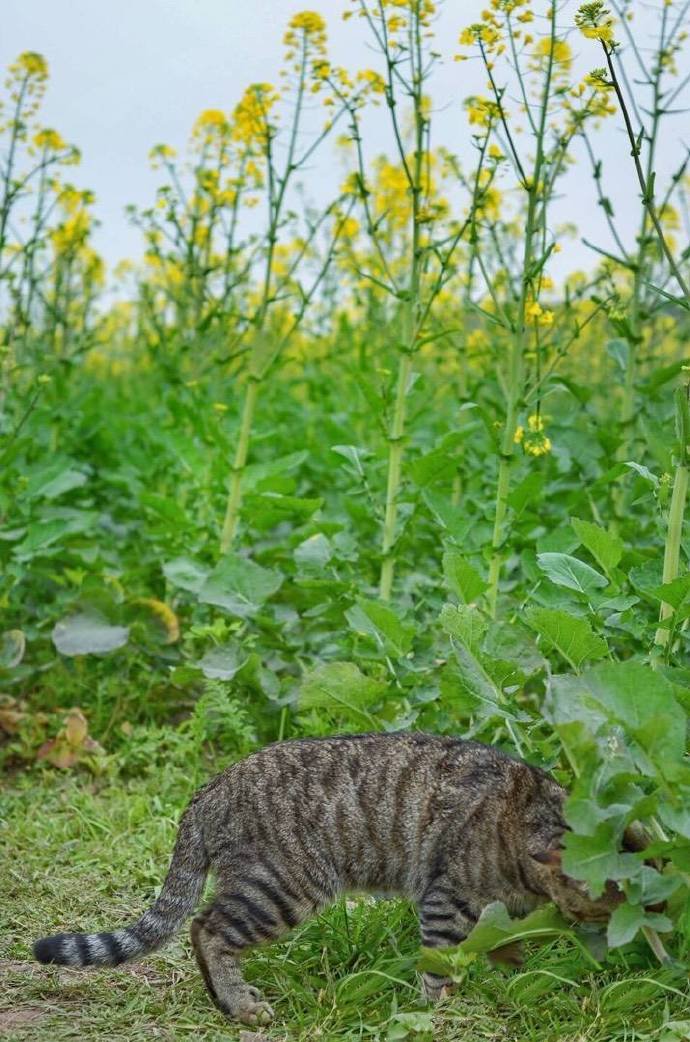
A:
198,733,522,863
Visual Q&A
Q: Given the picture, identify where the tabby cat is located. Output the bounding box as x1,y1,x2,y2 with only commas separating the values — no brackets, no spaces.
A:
34,732,632,1026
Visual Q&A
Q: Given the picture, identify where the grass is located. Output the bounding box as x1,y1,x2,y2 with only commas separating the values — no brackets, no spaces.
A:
2,767,688,1042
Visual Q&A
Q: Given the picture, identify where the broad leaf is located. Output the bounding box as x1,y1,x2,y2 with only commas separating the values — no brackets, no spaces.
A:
298,661,385,721
607,902,672,949
294,533,333,569
537,553,608,596
197,644,248,680
442,548,487,604
525,607,608,670
52,612,129,656
163,556,209,594
198,556,283,617
571,517,623,576
345,598,414,657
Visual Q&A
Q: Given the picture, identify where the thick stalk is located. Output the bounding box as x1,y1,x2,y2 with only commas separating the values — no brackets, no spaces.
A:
379,350,413,600
654,457,688,647
376,7,424,601
219,377,260,553
484,9,555,617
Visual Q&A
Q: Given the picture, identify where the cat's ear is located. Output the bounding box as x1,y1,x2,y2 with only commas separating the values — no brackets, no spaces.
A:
530,847,562,867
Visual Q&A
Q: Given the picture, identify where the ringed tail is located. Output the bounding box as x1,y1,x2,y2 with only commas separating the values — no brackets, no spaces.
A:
33,804,208,967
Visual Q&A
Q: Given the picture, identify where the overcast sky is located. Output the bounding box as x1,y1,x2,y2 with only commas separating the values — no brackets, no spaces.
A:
3,1,686,282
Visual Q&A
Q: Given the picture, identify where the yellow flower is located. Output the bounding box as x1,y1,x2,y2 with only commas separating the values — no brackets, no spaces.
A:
33,128,66,151
575,3,616,46
357,68,386,94
233,83,280,146
535,37,572,66
14,51,48,79
527,413,544,433
286,10,326,35
514,425,525,444
524,435,552,457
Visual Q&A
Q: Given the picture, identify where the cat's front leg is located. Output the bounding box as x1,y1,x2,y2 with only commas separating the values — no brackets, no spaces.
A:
417,884,478,1003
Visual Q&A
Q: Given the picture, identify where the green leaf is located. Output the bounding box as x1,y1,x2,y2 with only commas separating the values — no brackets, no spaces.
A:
442,548,487,604
140,492,191,527
52,612,129,656
525,607,608,670
537,553,608,596
345,598,414,657
461,902,572,954
580,661,686,770
294,533,333,570
13,519,71,559
607,902,673,949
26,458,88,500
197,644,248,680
387,1011,434,1041
241,450,308,492
439,603,487,652
422,490,473,542
571,517,624,575
649,575,690,610
298,661,385,720
244,492,322,529
562,824,637,896
163,556,209,594
198,556,283,618
419,902,597,975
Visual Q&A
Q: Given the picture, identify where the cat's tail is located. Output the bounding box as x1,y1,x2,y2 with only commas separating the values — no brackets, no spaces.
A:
33,803,208,967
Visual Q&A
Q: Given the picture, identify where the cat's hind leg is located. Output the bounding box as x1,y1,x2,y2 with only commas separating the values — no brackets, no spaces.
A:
191,868,319,1025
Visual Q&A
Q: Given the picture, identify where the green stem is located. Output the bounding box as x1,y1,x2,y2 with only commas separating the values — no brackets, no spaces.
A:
654,458,688,647
219,377,260,553
379,351,413,601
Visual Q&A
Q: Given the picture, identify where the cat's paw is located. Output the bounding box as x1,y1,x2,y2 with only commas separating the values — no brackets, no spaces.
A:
421,971,455,1003
224,985,274,1026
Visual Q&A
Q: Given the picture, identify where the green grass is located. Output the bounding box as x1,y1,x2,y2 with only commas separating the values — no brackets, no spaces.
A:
2,768,688,1042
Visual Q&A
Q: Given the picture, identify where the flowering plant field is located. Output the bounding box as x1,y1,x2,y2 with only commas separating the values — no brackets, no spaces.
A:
1,2,690,1039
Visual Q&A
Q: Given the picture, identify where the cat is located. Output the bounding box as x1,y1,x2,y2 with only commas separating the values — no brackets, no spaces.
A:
33,732,636,1026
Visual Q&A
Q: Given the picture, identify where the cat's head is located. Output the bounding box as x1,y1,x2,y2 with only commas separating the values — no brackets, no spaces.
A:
528,823,655,924
522,774,655,924
528,845,624,922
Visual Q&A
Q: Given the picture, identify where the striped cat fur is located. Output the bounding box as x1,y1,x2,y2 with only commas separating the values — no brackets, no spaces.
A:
33,732,633,1026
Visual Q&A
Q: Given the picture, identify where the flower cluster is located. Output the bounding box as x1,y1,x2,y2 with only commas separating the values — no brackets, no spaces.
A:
514,413,552,456
575,2,616,47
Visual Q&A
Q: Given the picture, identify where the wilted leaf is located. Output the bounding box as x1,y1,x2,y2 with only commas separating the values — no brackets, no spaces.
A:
52,613,129,656
65,709,88,747
0,630,26,669
134,598,180,643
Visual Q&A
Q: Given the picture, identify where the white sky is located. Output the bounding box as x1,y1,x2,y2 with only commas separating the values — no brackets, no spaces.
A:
3,0,687,282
